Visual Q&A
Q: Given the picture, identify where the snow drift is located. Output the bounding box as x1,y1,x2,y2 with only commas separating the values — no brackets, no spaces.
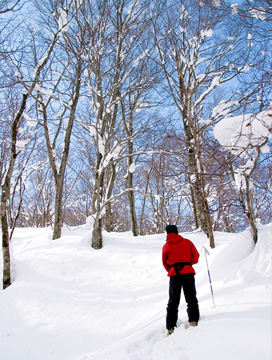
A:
0,223,271,360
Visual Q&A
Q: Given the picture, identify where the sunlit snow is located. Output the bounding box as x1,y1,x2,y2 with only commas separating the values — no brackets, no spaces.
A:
0,223,271,359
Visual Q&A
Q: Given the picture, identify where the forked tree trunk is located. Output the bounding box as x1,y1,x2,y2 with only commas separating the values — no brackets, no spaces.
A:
43,62,82,240
181,84,212,241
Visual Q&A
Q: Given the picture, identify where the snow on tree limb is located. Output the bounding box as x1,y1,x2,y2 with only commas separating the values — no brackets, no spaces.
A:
213,106,272,189
213,107,272,155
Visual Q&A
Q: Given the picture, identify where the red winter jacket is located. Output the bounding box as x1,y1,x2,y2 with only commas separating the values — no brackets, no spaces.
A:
162,233,199,276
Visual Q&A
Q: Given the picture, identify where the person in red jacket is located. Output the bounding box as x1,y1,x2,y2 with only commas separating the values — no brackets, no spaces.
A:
163,224,200,335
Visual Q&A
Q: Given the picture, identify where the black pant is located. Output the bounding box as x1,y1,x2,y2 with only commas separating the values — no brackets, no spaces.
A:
166,273,200,330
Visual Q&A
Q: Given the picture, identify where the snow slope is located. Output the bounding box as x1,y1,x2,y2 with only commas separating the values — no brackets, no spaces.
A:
0,224,271,360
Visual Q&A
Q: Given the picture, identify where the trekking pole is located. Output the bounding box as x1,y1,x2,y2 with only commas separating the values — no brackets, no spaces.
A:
202,246,215,308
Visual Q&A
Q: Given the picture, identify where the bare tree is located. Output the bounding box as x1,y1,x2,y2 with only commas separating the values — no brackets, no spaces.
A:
214,107,272,243
151,0,257,247
24,0,85,239
78,0,155,248
17,156,55,227
0,0,75,288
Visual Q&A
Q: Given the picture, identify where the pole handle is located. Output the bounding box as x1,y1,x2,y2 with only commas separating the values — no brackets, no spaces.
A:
201,246,210,256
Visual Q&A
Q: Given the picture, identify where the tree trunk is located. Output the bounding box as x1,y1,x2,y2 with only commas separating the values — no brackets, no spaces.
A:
190,187,199,229
196,144,215,248
1,191,11,289
126,151,138,236
245,175,258,243
92,214,103,249
127,171,138,236
238,181,258,243
104,202,113,232
91,177,103,249
1,94,27,289
104,162,116,232
52,177,64,239
203,195,215,248
123,105,139,236
139,167,151,234
187,144,209,236
43,61,82,240
229,163,258,244
91,152,104,249
0,18,71,287
181,82,210,238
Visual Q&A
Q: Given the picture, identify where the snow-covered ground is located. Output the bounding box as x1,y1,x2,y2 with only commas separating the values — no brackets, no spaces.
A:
0,223,271,360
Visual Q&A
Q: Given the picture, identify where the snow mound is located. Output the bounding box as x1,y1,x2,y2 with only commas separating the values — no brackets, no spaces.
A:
238,223,272,282
0,224,271,360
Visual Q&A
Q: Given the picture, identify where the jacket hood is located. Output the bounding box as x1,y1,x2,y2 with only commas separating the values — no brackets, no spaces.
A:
166,233,183,244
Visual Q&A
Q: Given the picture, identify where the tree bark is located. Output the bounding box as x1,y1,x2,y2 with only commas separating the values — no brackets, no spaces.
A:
229,162,258,244
176,47,212,239
91,204,103,250
127,170,138,236
190,187,199,230
185,128,209,236
139,166,152,234
1,93,27,288
41,60,82,239
245,175,258,243
196,142,215,248
91,152,104,249
1,189,11,289
52,176,64,239
1,6,78,287
92,222,103,250
104,162,116,232
126,133,139,236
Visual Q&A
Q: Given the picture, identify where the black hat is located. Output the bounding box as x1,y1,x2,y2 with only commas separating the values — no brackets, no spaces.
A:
165,225,178,234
